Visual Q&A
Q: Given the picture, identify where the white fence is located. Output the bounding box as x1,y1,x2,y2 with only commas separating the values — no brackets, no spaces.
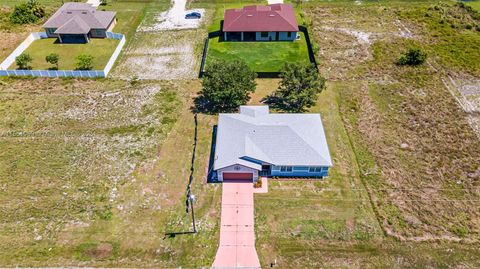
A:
0,32,47,70
0,32,126,78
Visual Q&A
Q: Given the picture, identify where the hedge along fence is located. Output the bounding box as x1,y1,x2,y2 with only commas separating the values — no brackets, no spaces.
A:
0,32,126,78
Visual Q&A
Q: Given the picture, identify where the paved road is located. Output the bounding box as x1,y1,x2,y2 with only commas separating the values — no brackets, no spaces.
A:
212,181,261,268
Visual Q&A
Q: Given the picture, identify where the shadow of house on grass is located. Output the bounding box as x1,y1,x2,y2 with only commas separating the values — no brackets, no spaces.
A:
207,125,219,183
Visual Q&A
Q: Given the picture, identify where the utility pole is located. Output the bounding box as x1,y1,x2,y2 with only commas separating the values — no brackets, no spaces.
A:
186,192,197,233
189,194,197,233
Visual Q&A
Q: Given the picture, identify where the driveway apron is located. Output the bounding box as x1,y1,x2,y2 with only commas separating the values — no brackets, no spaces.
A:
212,181,261,268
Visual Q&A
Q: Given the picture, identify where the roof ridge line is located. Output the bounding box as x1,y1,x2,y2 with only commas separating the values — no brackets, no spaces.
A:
224,9,245,30
243,135,273,164
275,8,299,30
285,124,329,165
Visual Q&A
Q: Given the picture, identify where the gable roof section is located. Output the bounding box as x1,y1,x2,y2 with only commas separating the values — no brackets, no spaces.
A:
54,16,90,34
43,2,116,33
214,106,332,170
223,4,299,32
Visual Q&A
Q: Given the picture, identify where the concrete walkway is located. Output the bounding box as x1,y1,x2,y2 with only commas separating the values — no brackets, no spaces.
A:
212,181,261,268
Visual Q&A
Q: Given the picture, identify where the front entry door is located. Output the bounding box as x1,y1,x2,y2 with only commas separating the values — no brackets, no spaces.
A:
260,165,271,176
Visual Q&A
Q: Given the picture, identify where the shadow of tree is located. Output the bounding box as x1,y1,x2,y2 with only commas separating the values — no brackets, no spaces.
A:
191,95,216,115
191,94,241,114
261,94,305,113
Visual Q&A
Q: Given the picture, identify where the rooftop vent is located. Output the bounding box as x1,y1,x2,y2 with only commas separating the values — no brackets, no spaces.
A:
240,106,270,118
269,14,275,17
247,14,253,17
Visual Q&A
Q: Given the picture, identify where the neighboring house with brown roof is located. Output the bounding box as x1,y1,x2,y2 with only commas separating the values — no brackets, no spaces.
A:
222,4,299,42
43,2,116,43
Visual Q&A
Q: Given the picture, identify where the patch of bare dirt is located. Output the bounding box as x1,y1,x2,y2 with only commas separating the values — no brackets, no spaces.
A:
307,6,416,80
442,74,480,138
86,243,113,259
137,0,205,31
0,32,28,61
112,30,203,80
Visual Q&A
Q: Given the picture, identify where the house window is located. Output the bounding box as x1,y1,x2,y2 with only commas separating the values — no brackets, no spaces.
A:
280,166,292,172
286,32,291,38
260,32,269,38
309,167,322,173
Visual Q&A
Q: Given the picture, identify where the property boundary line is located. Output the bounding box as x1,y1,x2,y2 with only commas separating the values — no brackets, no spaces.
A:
199,26,318,78
0,32,126,78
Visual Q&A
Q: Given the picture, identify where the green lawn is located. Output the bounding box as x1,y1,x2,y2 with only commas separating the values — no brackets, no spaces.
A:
465,0,480,11
10,38,119,70
207,33,311,72
205,2,311,72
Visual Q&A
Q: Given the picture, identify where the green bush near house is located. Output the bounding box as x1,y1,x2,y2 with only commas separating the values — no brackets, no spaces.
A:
45,53,59,70
396,48,427,66
75,54,94,70
15,53,32,70
10,0,46,24
266,63,326,112
197,59,257,113
9,38,118,70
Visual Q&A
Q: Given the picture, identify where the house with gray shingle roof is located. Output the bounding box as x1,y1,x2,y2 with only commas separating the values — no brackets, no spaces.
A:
43,2,116,43
214,106,332,182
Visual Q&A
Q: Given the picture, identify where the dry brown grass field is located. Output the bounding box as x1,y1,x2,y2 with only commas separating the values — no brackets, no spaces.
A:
0,0,479,267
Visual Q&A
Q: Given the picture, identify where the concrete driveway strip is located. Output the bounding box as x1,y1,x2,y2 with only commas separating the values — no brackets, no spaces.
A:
213,181,261,268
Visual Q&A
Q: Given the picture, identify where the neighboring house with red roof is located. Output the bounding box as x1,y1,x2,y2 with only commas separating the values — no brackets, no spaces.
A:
222,4,299,42
43,2,116,43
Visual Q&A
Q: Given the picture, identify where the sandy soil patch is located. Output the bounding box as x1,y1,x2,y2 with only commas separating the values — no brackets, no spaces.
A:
311,7,414,80
442,75,480,138
112,0,207,80
112,30,203,80
138,0,204,32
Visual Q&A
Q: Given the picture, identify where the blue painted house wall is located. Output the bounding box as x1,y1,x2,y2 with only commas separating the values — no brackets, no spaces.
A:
270,165,329,177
